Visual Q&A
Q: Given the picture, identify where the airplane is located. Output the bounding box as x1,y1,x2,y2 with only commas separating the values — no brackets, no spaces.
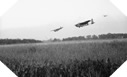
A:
75,19,94,28
103,15,108,17
51,27,63,32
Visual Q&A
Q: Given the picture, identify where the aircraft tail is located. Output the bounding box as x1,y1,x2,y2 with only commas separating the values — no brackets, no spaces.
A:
91,18,95,24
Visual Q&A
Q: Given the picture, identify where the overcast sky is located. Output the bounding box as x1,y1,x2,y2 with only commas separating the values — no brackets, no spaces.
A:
0,0,127,40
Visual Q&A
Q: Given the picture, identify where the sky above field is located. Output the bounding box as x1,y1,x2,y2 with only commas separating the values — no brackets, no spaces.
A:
0,0,127,40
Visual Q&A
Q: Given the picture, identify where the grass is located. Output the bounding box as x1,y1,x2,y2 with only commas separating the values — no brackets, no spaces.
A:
0,39,127,77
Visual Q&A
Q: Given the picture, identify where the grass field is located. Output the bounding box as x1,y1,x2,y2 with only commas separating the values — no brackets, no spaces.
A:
0,39,127,77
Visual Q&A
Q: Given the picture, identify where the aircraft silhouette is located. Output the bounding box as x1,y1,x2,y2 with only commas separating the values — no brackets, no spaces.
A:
51,27,63,32
103,15,108,17
75,19,94,28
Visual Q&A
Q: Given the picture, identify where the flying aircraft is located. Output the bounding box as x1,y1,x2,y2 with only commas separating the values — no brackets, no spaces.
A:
51,27,63,32
75,19,94,28
103,15,108,17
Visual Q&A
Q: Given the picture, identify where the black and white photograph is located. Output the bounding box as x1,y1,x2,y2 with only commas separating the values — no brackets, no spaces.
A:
0,0,127,77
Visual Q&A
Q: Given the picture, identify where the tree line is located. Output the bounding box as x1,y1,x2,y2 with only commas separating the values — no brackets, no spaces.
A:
0,39,42,45
0,33,127,44
62,33,127,41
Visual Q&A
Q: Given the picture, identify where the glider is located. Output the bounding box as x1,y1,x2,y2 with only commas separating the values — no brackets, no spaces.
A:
75,19,94,28
51,27,63,32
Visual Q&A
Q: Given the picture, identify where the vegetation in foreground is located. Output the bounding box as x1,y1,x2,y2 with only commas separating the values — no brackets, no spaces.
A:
0,56,123,77
0,40,127,77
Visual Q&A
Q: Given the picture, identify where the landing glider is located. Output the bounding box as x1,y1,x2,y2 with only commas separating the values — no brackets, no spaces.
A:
51,27,63,32
75,19,94,28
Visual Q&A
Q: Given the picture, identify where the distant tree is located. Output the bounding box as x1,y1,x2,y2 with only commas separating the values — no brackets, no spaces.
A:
92,35,98,39
78,36,86,40
62,36,85,41
99,34,107,39
52,38,61,42
86,35,92,39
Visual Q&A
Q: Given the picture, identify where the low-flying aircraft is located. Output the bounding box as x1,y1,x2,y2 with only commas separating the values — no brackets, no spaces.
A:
75,19,94,28
51,27,63,32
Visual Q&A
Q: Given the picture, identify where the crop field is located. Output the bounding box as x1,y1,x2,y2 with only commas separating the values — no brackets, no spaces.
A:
0,39,127,77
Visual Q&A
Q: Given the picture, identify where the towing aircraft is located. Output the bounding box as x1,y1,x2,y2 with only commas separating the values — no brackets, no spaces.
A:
75,19,94,28
103,15,108,17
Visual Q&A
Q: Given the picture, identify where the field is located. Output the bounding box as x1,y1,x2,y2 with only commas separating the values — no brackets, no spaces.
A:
0,39,127,77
